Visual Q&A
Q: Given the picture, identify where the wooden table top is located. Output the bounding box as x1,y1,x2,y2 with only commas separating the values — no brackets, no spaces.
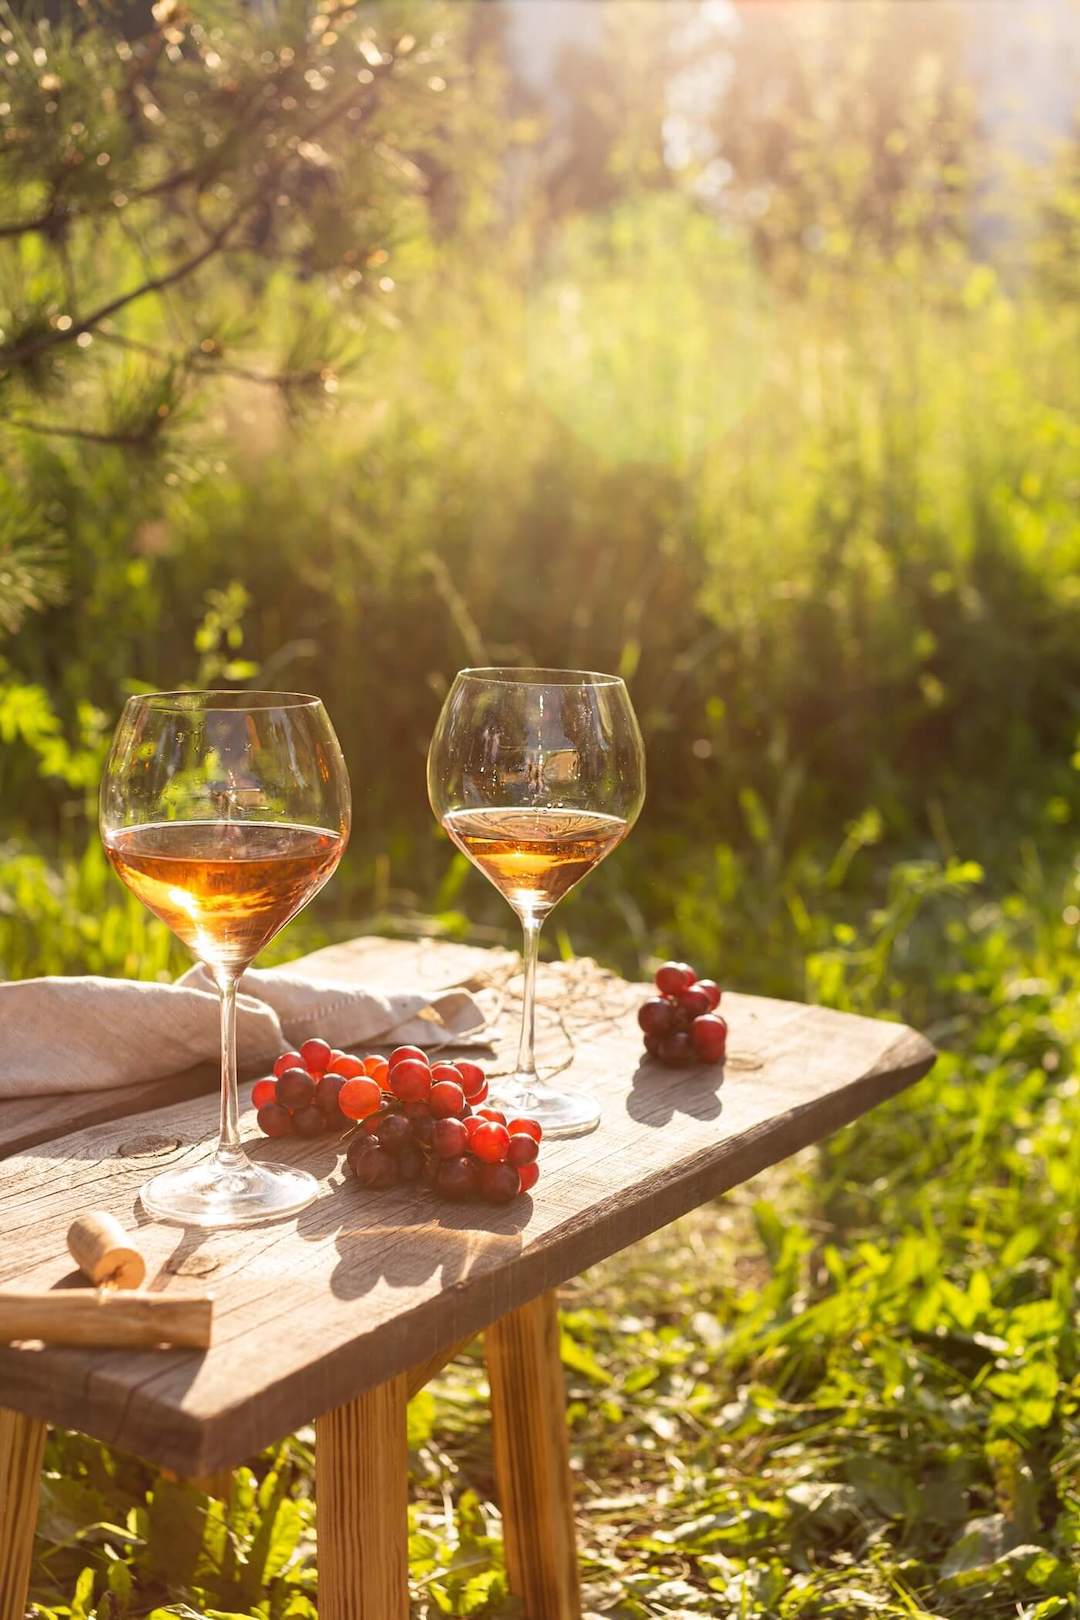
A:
0,937,934,1473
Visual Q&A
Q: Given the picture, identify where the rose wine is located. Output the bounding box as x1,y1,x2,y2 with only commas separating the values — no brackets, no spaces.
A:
441,807,628,915
104,820,344,973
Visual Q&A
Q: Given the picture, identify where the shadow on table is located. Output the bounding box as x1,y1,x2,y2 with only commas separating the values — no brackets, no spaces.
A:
625,1055,725,1128
326,1185,531,1302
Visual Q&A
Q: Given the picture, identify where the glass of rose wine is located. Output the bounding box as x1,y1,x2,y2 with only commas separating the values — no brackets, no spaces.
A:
428,668,645,1137
101,691,350,1226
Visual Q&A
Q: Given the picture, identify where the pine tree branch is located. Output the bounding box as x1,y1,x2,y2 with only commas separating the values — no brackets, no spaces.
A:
2,416,158,445
0,47,400,376
0,213,239,371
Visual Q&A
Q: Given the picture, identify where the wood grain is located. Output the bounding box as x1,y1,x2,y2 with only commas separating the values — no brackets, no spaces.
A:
0,939,935,1472
0,1407,46,1620
406,1334,477,1400
486,1294,581,1619
316,1374,409,1620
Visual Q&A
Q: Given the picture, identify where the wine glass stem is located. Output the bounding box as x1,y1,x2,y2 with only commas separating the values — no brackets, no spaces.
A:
514,914,543,1101
214,972,249,1171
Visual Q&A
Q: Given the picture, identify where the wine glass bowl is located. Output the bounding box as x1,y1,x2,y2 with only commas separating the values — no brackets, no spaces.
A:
101,691,350,1226
428,668,645,1137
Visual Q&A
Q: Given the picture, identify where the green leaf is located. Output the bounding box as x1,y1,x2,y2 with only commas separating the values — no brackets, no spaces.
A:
559,1328,612,1385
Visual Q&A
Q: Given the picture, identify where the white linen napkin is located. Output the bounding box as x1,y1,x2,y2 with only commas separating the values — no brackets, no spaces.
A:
0,963,484,1099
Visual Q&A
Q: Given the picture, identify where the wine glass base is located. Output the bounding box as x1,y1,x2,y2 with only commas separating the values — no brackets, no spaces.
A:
141,1158,319,1228
487,1080,601,1139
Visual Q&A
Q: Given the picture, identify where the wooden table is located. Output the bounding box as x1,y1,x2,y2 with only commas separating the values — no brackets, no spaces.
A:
0,937,935,1619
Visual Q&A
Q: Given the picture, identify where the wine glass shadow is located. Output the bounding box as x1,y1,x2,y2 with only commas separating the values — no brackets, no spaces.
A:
626,1056,725,1128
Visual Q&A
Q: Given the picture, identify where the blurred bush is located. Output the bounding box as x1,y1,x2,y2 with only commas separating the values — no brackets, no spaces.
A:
0,0,1077,978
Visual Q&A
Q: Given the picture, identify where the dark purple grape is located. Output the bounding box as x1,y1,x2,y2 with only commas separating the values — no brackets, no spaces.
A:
360,1146,399,1188
347,1136,376,1173
396,1145,425,1182
293,1105,328,1137
637,997,676,1037
658,1030,694,1067
316,1074,347,1116
409,1113,435,1148
277,1067,315,1109
479,1162,520,1204
435,1155,479,1200
377,1113,413,1153
433,1118,469,1159
257,1102,293,1138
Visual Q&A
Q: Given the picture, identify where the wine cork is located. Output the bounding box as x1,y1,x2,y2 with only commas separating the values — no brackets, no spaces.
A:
66,1212,147,1291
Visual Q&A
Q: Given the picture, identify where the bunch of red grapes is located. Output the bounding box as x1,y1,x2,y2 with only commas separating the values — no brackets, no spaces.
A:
346,1046,542,1205
638,961,728,1068
252,1039,541,1205
252,1038,397,1137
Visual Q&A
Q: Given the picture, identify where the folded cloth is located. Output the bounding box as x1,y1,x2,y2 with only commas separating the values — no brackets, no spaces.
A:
0,962,484,1099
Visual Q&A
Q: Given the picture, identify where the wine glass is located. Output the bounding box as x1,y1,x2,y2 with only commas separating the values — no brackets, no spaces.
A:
428,668,645,1137
101,691,351,1227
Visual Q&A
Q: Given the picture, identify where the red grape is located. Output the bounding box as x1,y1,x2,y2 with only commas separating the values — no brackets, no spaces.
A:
517,1162,540,1193
365,1057,391,1089
506,1117,543,1142
655,961,696,996
388,1044,427,1070
697,979,722,1010
338,1076,383,1120
507,1133,539,1167
472,1122,511,1164
273,1051,304,1080
428,1080,467,1119
251,1077,277,1109
390,1059,432,1103
327,1053,365,1079
299,1038,333,1076
479,1162,520,1204
257,1102,293,1137
677,985,712,1020
637,997,676,1037
476,1108,507,1125
277,1067,315,1109
690,1014,728,1063
432,1118,469,1158
429,1062,463,1085
455,1060,487,1099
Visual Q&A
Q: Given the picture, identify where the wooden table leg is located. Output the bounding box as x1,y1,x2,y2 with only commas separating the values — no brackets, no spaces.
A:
485,1292,582,1620
0,1408,46,1620
316,1374,409,1620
